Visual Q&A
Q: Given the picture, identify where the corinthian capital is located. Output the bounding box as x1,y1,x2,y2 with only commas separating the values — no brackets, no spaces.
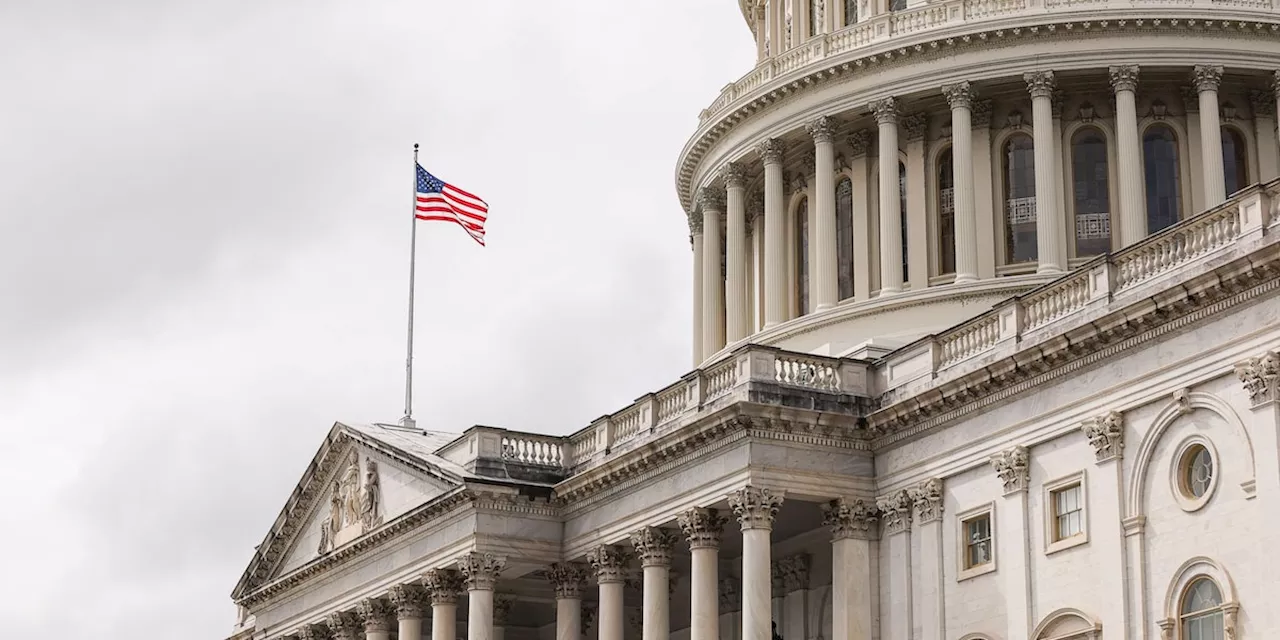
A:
756,138,785,164
729,485,784,530
588,544,632,584
298,623,332,640
356,598,394,633
820,498,878,540
457,552,506,591
1082,411,1125,462
806,115,838,144
902,113,928,142
390,583,429,619
325,612,362,640
1249,89,1274,117
990,446,1030,494
688,209,704,235
1024,70,1056,99
1192,65,1224,93
677,507,728,549
942,81,974,110
845,129,872,157
422,568,463,605
630,526,678,567
876,490,913,536
546,562,589,599
971,99,993,128
1109,65,1140,93
697,187,726,213
869,97,899,125
720,162,747,189
1235,350,1280,407
909,478,944,524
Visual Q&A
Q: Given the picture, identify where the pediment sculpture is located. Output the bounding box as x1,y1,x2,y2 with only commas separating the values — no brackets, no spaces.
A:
318,454,383,555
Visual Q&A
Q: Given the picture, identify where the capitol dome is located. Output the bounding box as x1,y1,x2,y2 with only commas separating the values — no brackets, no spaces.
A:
679,0,1280,365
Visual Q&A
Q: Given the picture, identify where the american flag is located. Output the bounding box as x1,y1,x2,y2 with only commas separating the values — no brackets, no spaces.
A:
415,164,489,246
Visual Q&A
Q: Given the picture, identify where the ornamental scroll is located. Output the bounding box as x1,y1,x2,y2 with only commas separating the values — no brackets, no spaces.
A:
318,453,383,555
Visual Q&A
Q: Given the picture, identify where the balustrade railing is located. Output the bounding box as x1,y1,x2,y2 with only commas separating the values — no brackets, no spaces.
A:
1114,204,1240,292
1021,271,1091,333
501,435,564,467
939,314,1001,367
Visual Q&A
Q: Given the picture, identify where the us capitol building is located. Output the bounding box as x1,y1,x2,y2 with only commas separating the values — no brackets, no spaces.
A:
229,1,1280,639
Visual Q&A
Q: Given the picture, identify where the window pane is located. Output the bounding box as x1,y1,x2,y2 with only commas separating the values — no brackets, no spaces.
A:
890,0,906,10
1053,485,1083,540
1004,134,1037,262
837,179,854,300
1182,578,1223,614
964,515,992,567
1071,129,1111,256
844,0,858,25
1222,127,1249,196
1186,446,1213,498
797,198,809,316
938,148,956,274
1144,125,1181,234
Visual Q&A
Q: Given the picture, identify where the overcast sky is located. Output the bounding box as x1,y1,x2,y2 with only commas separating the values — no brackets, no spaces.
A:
0,2,751,636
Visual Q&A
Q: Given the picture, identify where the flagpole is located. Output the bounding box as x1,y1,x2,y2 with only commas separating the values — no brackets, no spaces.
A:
401,143,420,429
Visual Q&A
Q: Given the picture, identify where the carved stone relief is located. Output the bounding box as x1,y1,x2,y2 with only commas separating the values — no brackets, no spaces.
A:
318,452,383,555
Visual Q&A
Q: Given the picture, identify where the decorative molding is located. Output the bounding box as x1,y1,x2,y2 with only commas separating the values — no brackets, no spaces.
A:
729,485,785,530
698,187,726,213
869,97,899,125
677,507,728,549
1192,64,1224,93
1050,89,1065,119
902,113,928,142
1023,70,1056,99
1109,64,1139,93
581,602,597,635
971,99,993,128
800,150,816,177
298,623,332,640
756,138,786,164
1179,86,1199,113
423,569,463,605
1173,387,1194,417
630,526,679,568
806,115,837,144
909,478,944,524
991,446,1030,494
325,611,361,640
1235,350,1279,407
1082,411,1125,463
773,553,810,592
876,489,913,536
720,162,748,189
845,129,872,157
942,81,973,110
356,598,394,633
546,562,590,599
458,552,506,591
821,498,878,540
588,545,632,584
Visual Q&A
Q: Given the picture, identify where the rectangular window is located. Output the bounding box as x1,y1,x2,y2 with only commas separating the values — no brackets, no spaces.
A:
957,503,997,581
1053,483,1084,541
1044,472,1089,554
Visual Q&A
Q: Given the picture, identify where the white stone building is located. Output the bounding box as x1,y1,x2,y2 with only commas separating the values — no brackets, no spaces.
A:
229,2,1280,640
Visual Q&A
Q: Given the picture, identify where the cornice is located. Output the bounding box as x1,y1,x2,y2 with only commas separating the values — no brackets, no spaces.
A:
676,14,1280,214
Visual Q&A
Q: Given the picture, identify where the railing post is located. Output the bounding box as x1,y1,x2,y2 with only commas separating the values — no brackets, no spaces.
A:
747,346,778,385
639,393,659,432
591,416,614,455
1237,186,1272,242
997,299,1024,344
1087,259,1114,305
838,360,868,395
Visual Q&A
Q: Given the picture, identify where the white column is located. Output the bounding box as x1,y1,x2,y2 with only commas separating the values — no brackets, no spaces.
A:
459,553,506,640
391,584,429,640
729,486,785,640
723,163,750,341
589,546,630,640
696,213,706,368
1110,65,1146,247
910,480,945,640
821,499,876,640
848,130,873,300
759,139,788,328
359,598,396,640
631,527,677,640
903,113,928,290
807,116,839,310
991,447,1032,640
1183,87,1206,214
870,97,903,294
1250,87,1280,182
876,491,913,640
971,101,997,279
548,563,589,640
1194,65,1227,206
1025,71,1066,273
423,571,462,640
1081,413,1130,639
679,508,727,640
943,82,979,283
699,188,726,355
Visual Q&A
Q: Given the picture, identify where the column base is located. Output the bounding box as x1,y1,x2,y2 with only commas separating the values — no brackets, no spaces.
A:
954,273,978,284
815,303,836,312
1036,264,1064,275
878,287,901,297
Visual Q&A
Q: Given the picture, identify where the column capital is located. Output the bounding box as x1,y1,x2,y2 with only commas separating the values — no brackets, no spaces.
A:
869,97,899,125
457,551,506,591
971,99,993,128
806,115,838,144
1180,86,1199,113
990,445,1031,495
325,612,362,640
720,162,748,189
1082,411,1125,462
942,81,974,110
772,553,810,592
756,138,786,164
390,583,429,619
820,498,878,540
845,129,872,157
728,485,784,530
587,544,632,584
422,568,464,605
875,489,913,536
688,209,704,235
356,598,395,634
494,595,516,626
546,562,590,599
1192,64,1224,93
629,526,679,567
909,478,944,525
1109,65,1140,93
1249,88,1274,117
697,187,726,213
298,623,333,640
902,113,928,142
1023,70,1056,99
677,506,728,549
1235,350,1280,407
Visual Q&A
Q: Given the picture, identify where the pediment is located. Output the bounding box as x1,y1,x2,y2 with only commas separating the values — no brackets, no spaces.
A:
232,422,465,599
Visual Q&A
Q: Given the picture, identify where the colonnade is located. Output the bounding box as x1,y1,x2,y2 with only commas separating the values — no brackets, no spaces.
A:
689,63,1272,365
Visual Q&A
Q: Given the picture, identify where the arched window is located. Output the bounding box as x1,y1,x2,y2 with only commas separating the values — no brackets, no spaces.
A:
797,197,810,315
1071,128,1111,257
836,178,854,300
844,0,858,25
1003,133,1037,263
1143,124,1181,234
1222,127,1249,196
937,147,956,274
811,0,823,36
1180,578,1225,640
899,161,909,278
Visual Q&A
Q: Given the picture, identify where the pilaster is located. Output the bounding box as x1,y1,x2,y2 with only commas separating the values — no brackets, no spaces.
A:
970,99,997,278
991,446,1032,639
903,112,929,290
876,489,913,640
910,479,944,640
1082,410,1129,638
821,498,876,640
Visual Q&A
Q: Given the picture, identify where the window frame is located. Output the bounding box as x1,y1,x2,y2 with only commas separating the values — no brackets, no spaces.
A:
1043,471,1089,555
1140,121,1183,236
996,129,1038,268
956,502,997,581
1065,124,1115,259
1170,435,1220,512
1178,577,1227,640
934,144,957,277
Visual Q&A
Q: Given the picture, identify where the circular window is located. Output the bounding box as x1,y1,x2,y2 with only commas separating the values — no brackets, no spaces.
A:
1172,437,1219,512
